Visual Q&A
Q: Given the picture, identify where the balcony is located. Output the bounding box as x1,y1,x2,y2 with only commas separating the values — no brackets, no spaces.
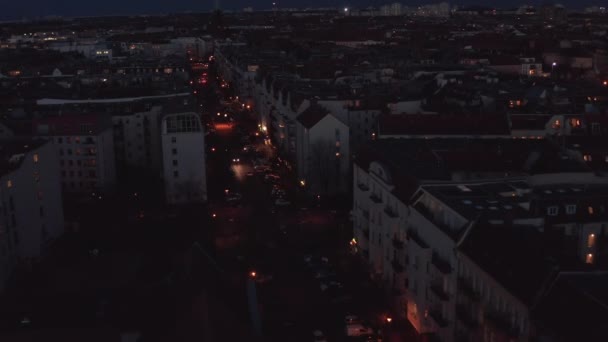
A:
431,253,452,274
429,309,448,328
391,258,404,273
362,228,370,240
384,206,398,218
456,305,478,329
485,310,519,337
430,284,450,301
361,209,369,220
392,237,404,250
407,230,429,249
458,277,481,302
370,193,382,204
357,183,369,192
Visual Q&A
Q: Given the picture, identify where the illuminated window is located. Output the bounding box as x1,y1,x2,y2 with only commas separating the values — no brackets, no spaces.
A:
566,205,576,215
570,118,581,128
552,120,561,129
588,234,596,248
588,206,594,215
586,253,594,264
6,180,12,188
584,155,592,162
33,153,39,163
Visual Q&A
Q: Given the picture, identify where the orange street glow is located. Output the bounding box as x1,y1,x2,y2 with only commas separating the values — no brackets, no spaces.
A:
214,123,233,130
250,271,257,278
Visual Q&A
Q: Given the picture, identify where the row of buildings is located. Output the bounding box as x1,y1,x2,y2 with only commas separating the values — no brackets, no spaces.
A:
213,8,608,342
0,25,211,290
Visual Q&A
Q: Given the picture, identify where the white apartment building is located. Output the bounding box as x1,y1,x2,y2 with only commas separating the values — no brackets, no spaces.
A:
353,139,608,341
112,105,163,173
161,113,207,204
296,105,350,195
0,140,64,290
34,114,116,194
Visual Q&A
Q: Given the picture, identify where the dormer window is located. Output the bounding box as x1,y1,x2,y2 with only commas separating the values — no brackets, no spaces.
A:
547,206,558,216
566,205,576,215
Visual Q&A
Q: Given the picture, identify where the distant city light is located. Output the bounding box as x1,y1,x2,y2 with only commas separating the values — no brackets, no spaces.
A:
344,7,349,12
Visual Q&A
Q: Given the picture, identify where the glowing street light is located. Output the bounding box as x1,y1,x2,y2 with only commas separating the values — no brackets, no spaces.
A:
386,317,393,323
250,270,257,278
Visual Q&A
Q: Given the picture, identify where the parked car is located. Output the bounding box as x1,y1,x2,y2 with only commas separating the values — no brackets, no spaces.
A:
275,198,291,207
346,324,374,337
313,330,328,342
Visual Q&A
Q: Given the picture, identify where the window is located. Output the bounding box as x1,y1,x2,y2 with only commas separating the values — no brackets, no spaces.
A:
39,206,44,217
89,171,96,177
69,171,74,177
33,172,40,183
588,234,596,248
586,253,594,264
172,137,177,143
6,180,12,188
547,206,558,216
172,148,177,155
67,149,72,155
584,154,592,162
588,206,594,215
67,137,71,144
172,160,178,166
565,204,576,215
33,153,39,163
59,149,64,156
173,171,179,178
68,160,73,166
57,137,63,144
77,160,81,166
37,191,43,200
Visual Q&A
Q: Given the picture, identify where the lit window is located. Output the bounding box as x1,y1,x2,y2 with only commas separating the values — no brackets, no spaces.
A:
588,206,594,215
335,152,340,157
586,253,594,264
584,155,592,162
588,234,596,248
547,206,558,216
566,205,576,215
552,120,561,129
7,180,12,188
33,153,39,163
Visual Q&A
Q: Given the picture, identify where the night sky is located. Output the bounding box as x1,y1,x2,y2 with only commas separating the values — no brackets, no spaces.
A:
0,0,603,21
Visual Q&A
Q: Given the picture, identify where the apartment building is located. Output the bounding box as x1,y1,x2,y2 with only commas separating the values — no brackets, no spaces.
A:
296,105,350,195
33,114,116,194
161,113,207,204
0,140,64,289
353,138,608,341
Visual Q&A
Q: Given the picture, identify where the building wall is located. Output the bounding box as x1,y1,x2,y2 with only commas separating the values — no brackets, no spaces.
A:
296,114,350,195
0,141,64,262
161,113,207,204
53,130,116,193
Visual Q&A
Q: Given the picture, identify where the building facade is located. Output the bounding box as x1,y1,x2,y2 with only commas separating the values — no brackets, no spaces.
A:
0,140,64,289
161,113,207,204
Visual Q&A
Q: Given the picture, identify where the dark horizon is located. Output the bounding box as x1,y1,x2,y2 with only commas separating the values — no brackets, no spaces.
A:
1,0,605,21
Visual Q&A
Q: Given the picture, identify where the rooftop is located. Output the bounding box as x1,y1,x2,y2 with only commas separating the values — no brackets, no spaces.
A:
0,139,48,177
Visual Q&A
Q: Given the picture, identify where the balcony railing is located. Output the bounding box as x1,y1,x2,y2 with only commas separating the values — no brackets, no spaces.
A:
384,206,398,218
456,305,478,329
430,309,448,327
392,237,404,250
432,253,452,274
485,310,519,337
407,230,429,249
391,258,404,273
362,228,370,240
458,277,481,302
370,193,382,204
430,284,450,301
357,183,369,192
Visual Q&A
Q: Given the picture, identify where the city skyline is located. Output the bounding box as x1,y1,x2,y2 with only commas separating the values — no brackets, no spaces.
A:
1,0,605,20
